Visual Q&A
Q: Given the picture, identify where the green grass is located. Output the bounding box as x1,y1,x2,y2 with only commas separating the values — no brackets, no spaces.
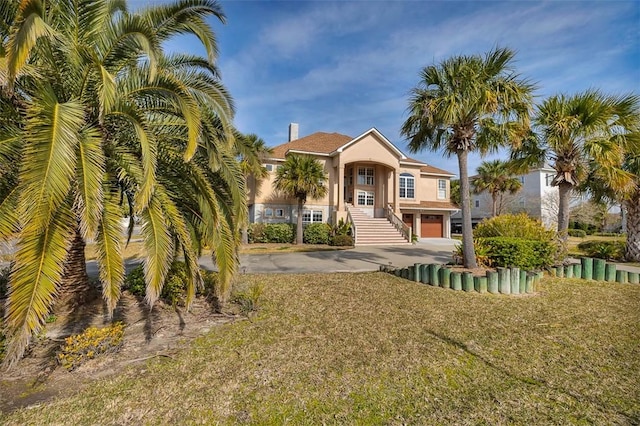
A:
2,273,640,425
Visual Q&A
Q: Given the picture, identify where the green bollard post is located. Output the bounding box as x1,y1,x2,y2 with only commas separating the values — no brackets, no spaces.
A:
519,270,527,293
629,272,640,284
564,264,573,278
556,265,564,278
413,263,421,282
462,272,474,292
573,263,582,279
582,257,593,280
402,268,409,280
498,267,510,294
549,267,557,277
451,272,462,291
526,273,535,293
616,270,628,284
605,264,616,282
510,268,520,294
593,258,606,281
487,271,499,294
394,268,401,277
440,268,451,289
420,264,430,284
475,276,488,293
429,264,441,286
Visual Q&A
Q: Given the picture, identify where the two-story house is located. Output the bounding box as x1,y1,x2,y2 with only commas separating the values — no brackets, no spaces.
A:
247,124,458,245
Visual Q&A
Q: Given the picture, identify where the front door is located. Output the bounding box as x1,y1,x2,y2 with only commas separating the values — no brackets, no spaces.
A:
402,213,414,231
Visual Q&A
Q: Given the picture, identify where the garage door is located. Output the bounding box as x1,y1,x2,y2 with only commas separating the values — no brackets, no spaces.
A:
421,215,443,238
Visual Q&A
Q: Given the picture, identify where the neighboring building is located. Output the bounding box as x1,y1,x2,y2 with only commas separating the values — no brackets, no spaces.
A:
451,165,559,230
247,124,458,244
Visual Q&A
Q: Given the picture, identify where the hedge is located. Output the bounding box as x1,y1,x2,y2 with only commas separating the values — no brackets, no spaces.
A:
303,223,331,244
330,235,353,247
248,223,295,243
479,237,556,270
568,229,587,238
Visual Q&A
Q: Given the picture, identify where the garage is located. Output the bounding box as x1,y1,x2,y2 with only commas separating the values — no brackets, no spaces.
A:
421,214,443,238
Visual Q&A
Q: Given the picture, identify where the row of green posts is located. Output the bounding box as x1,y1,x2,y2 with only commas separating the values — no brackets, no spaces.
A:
380,263,543,294
550,257,640,284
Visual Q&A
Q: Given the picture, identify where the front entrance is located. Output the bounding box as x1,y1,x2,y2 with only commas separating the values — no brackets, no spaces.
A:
421,214,443,238
402,213,414,231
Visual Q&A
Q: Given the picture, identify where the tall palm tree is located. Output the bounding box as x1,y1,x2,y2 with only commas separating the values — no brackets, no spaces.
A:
511,90,640,238
273,155,327,245
0,0,243,367
401,47,535,268
472,160,523,217
237,133,272,244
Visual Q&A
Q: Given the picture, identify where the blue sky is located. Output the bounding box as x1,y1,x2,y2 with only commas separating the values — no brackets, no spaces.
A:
154,0,639,176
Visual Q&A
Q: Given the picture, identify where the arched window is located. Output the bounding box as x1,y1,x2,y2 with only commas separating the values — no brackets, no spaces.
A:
399,173,415,198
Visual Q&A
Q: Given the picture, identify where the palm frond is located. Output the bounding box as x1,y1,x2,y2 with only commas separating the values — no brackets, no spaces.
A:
76,125,105,238
95,191,124,316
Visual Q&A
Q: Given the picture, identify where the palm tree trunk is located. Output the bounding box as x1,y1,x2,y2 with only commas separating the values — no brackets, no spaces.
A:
296,200,304,245
54,227,93,315
457,150,477,268
624,193,640,262
557,181,572,239
491,193,498,217
241,227,249,245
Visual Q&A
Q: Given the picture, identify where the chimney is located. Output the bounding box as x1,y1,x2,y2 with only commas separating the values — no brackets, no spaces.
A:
288,123,299,141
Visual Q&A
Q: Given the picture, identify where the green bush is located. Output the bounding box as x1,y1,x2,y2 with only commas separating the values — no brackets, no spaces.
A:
577,240,626,260
232,281,265,316
478,237,557,269
475,213,556,241
248,223,295,243
303,223,331,244
330,235,353,247
568,229,587,238
123,265,146,297
331,218,352,237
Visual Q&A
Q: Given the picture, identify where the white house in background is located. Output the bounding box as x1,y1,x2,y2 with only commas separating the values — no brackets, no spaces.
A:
451,165,559,230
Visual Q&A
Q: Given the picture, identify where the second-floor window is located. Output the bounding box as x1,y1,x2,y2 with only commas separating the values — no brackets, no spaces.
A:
357,167,374,185
438,179,447,199
399,173,415,198
545,173,554,186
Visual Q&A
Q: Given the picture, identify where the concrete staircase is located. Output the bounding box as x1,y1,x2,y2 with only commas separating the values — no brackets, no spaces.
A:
348,206,410,246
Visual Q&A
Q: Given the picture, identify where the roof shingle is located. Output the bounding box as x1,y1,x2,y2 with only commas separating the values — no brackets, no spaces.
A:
269,132,352,159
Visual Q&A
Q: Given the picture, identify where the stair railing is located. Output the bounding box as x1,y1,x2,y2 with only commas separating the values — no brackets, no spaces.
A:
346,204,357,245
386,204,411,242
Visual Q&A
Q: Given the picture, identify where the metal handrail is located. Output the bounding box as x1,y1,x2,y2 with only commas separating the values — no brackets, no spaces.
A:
386,204,411,242
346,207,357,245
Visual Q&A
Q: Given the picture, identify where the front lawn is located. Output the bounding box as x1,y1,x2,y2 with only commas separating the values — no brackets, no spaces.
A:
2,273,639,424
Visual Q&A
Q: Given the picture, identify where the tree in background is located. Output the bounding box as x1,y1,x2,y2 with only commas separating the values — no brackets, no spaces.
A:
472,160,523,217
401,47,535,268
0,0,245,367
273,155,327,245
511,90,640,239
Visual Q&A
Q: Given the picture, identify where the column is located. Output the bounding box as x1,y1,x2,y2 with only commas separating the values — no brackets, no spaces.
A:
337,165,345,212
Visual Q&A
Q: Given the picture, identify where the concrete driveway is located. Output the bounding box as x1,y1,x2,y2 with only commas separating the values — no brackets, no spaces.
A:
201,239,461,274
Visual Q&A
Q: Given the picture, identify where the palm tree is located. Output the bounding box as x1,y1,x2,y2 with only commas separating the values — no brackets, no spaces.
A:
0,0,243,367
472,160,523,217
401,47,535,268
273,155,328,245
511,90,640,238
237,133,272,244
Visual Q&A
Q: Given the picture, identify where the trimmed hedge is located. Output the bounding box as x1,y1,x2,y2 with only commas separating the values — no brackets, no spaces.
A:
330,235,353,247
577,240,626,260
248,223,295,243
475,213,556,241
568,229,587,238
479,237,556,269
303,223,331,244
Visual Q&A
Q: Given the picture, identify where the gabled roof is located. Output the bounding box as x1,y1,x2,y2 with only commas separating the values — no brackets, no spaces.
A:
420,165,456,176
268,132,352,160
330,128,406,159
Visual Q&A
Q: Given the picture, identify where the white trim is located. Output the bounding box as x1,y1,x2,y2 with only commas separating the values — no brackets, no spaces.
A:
286,149,331,157
331,128,407,159
420,171,455,177
400,160,429,167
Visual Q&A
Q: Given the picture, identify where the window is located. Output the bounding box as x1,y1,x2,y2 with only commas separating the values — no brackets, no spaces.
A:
264,164,273,172
275,209,284,218
357,167,374,185
264,207,273,217
475,200,480,208
438,179,447,199
545,173,554,187
302,210,323,224
357,190,374,206
399,173,415,198
519,176,525,184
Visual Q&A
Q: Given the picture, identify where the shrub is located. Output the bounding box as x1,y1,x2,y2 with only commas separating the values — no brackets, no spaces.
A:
478,237,557,269
475,213,556,241
453,239,492,267
568,229,587,238
232,281,264,316
123,265,145,297
331,218,352,237
57,322,125,371
124,262,215,303
577,240,626,260
330,235,353,247
248,223,295,243
303,223,331,244
201,270,218,296
0,326,5,364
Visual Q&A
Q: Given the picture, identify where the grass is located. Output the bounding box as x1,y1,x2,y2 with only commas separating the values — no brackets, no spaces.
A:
2,272,639,424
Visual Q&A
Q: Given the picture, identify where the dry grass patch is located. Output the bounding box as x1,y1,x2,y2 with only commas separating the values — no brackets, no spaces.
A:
2,273,639,424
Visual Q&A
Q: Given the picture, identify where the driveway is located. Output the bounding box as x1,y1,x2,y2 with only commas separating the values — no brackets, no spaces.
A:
200,239,461,274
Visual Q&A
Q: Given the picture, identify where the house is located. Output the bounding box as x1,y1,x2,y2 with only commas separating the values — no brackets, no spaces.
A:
247,124,458,245
451,165,559,230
